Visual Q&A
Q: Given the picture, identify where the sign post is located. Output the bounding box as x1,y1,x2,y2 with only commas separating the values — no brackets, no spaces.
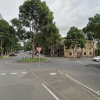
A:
36,47,42,68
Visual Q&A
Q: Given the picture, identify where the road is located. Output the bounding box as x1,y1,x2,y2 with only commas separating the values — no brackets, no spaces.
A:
0,51,100,100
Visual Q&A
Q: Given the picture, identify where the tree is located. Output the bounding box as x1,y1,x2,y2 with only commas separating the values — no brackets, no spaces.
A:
11,18,26,40
0,19,10,57
64,27,86,57
19,0,54,58
86,14,100,40
40,23,61,56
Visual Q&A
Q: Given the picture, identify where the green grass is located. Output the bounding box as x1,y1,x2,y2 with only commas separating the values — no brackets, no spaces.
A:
18,58,47,62
0,55,9,60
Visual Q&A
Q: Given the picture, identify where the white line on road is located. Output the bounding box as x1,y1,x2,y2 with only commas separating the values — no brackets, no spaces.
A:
22,72,27,74
32,72,69,100
42,84,59,100
75,61,84,65
58,70,100,99
11,73,17,75
0,73,7,75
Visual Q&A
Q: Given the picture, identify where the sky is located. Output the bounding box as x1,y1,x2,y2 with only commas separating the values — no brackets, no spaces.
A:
0,0,100,37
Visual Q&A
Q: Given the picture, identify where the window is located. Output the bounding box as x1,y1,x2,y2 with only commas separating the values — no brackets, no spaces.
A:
90,52,92,55
84,52,86,55
69,53,72,55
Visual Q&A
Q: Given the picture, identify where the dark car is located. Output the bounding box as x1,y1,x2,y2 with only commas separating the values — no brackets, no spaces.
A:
9,53,17,56
15,51,19,53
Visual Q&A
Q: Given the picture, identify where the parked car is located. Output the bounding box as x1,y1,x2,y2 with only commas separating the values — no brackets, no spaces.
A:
92,56,100,62
9,53,17,56
15,51,19,53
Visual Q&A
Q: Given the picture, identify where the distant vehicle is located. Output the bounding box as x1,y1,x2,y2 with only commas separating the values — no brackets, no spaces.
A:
92,56,100,62
9,53,17,56
15,51,19,53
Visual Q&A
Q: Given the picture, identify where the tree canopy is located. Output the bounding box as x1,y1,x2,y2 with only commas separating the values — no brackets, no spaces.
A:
17,0,60,57
64,27,86,49
84,14,100,40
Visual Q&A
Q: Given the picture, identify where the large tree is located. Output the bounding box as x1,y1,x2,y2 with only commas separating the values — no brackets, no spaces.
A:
37,23,61,56
64,27,86,56
85,14,100,40
19,0,54,58
0,19,10,57
11,18,26,40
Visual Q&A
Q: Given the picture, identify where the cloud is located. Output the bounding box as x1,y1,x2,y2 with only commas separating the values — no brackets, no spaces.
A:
42,0,100,37
0,0,100,37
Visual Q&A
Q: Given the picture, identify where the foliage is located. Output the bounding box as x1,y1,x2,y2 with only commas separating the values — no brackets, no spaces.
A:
11,18,26,40
23,42,32,51
37,23,61,49
0,19,18,54
85,14,100,40
64,27,86,49
16,43,22,50
19,0,55,58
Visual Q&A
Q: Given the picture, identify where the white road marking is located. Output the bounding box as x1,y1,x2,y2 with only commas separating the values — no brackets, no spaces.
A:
22,72,27,74
75,61,84,65
50,73,56,75
32,72,39,78
11,73,17,75
58,70,100,99
42,84,59,100
0,73,7,75
32,72,69,100
58,71,64,75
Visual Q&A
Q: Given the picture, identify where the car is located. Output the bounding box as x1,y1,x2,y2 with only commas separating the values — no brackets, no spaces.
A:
15,51,19,53
92,56,100,62
9,53,17,56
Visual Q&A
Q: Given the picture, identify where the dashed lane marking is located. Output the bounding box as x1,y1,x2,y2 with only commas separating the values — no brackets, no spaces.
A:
0,73,7,75
11,73,17,75
22,72,27,74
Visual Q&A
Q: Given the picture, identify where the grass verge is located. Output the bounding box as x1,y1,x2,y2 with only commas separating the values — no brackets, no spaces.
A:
18,58,47,62
0,55,9,60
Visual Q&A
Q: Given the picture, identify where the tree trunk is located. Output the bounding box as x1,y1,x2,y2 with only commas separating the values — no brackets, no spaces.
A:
51,46,52,57
11,46,13,53
1,39,3,58
93,42,95,57
81,48,83,58
32,43,35,58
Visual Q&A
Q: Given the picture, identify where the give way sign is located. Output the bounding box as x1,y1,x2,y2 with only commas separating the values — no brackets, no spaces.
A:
36,47,42,53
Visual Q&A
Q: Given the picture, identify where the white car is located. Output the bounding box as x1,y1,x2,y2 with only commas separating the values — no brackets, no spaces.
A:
92,56,100,62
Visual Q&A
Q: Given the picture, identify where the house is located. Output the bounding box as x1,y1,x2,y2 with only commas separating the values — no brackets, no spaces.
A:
59,38,96,58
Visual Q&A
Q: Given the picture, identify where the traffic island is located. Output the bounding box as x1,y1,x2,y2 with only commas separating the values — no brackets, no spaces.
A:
18,58,47,62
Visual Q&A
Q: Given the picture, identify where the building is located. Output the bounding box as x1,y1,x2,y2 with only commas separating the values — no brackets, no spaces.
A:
59,38,96,58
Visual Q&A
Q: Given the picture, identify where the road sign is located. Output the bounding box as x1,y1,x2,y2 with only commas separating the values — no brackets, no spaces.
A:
36,47,42,68
36,47,42,53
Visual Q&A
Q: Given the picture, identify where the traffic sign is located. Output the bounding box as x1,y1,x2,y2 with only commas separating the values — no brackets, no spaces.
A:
36,47,42,53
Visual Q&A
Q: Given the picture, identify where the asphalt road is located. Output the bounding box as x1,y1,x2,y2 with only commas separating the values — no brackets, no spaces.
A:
0,51,100,100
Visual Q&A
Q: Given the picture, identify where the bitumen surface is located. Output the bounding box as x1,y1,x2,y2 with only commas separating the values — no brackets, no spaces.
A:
0,51,100,100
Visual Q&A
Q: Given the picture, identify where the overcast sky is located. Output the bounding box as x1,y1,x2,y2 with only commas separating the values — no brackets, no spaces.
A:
0,0,100,37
